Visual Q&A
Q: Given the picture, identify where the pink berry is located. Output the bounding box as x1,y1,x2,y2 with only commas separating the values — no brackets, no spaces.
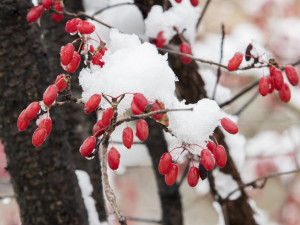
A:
133,93,149,114
55,74,67,92
93,120,105,137
165,163,178,185
180,42,192,64
214,145,227,168
136,119,148,141
102,107,114,126
155,31,166,48
26,5,44,23
200,149,215,171
206,141,216,154
60,43,74,66
122,127,134,149
271,68,284,90
65,52,81,73
158,153,172,175
278,83,291,102
228,52,243,71
220,117,238,134
151,101,163,120
65,18,82,33
51,1,63,22
80,136,96,157
77,21,95,34
187,166,199,187
285,65,299,86
267,76,275,94
43,84,58,106
42,0,54,9
32,127,47,147
259,77,269,97
108,147,120,170
84,94,101,114
24,102,40,120
38,118,52,136
190,0,199,7
17,110,30,131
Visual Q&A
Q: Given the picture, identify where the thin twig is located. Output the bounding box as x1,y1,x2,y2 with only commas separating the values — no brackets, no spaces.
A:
234,91,259,116
92,3,135,16
196,0,212,29
176,159,190,189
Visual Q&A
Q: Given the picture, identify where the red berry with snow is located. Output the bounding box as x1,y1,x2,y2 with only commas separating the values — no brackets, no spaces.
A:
151,101,163,120
84,94,101,114
17,110,30,131
38,118,52,136
200,149,215,171
206,141,216,154
80,136,96,157
220,117,238,134
55,74,67,92
133,93,149,114
228,52,243,71
122,127,134,149
271,68,284,90
42,0,54,9
155,31,166,48
267,76,274,93
51,1,63,22
43,84,58,106
259,77,269,96
180,42,192,64
65,18,82,33
65,52,81,73
136,119,148,141
158,153,173,175
214,145,227,168
102,107,114,126
190,0,199,7
285,65,299,86
108,147,120,170
77,21,95,34
60,44,74,66
24,102,40,120
32,127,47,147
93,120,105,137
26,5,44,23
89,45,95,53
188,166,199,187
92,53,103,66
165,163,178,185
278,83,291,102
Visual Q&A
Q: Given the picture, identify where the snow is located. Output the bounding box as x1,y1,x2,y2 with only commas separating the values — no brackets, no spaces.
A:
213,202,225,225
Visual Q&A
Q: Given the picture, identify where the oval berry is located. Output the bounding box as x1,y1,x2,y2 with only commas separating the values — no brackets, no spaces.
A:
136,119,148,141
278,83,291,103
190,0,199,7
38,118,52,136
42,0,54,9
198,163,208,180
26,5,44,23
220,117,238,134
206,141,216,154
285,65,299,86
43,84,58,106
228,52,243,71
214,145,227,168
259,77,269,97
84,94,101,114
158,153,173,175
133,93,149,114
93,120,105,137
131,101,143,115
55,74,67,92
200,149,215,171
122,127,134,149
180,42,192,64
17,110,30,131
32,127,47,147
155,31,166,48
151,101,163,120
77,21,95,34
24,102,40,120
80,136,96,157
64,52,81,73
187,166,199,187
271,68,284,90
267,76,274,93
60,44,75,66
51,1,63,22
65,18,82,33
102,107,114,126
108,147,120,170
165,163,178,185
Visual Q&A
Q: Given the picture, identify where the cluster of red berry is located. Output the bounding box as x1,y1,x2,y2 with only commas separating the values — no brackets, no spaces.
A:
27,0,63,23
175,0,199,7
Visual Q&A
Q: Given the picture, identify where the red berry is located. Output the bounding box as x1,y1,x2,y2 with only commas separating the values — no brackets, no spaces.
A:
32,128,47,147
228,52,243,71
93,120,105,137
200,149,215,171
206,141,216,154
259,77,269,97
26,5,44,22
51,1,63,22
55,74,67,92
165,163,178,185
65,18,82,33
77,21,95,34
151,101,163,120
65,52,81,73
133,93,149,114
131,101,143,115
285,65,299,86
271,68,284,90
17,110,30,131
84,94,101,114
155,31,166,48
198,163,208,180
278,83,291,102
42,0,54,9
158,153,172,175
108,147,120,170
175,0,182,2
99,46,107,56
102,107,114,126
136,119,148,141
267,76,274,93
220,117,238,134
24,102,40,120
187,166,199,187
180,42,192,64
190,0,199,7
43,85,58,106
38,118,52,136
80,136,96,157
122,127,134,149
214,145,227,168
89,45,95,53
60,44,75,66
92,52,103,66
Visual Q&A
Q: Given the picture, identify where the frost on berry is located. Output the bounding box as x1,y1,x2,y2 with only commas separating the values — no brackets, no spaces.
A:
164,163,178,185
206,141,216,155
200,149,215,171
214,145,227,168
151,101,163,120
32,127,47,147
155,31,166,48
132,93,149,114
259,77,269,97
187,166,199,187
102,107,114,126
60,44,75,66
77,21,95,34
55,74,67,92
278,83,291,102
64,52,81,73
108,147,120,170
190,0,199,7
93,120,105,137
285,65,299,86
227,52,243,71
84,94,101,114
42,0,54,9
135,119,149,141
51,1,63,22
220,117,238,134
122,127,134,149
271,68,284,90
26,5,44,23
180,42,192,64
43,84,58,106
158,153,172,175
267,76,275,94
80,136,96,157
24,102,40,120
17,110,30,131
198,163,208,180
38,118,52,136
65,18,82,33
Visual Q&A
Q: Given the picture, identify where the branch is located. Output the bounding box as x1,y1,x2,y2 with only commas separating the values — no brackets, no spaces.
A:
92,3,135,16
196,0,212,29
233,91,259,116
